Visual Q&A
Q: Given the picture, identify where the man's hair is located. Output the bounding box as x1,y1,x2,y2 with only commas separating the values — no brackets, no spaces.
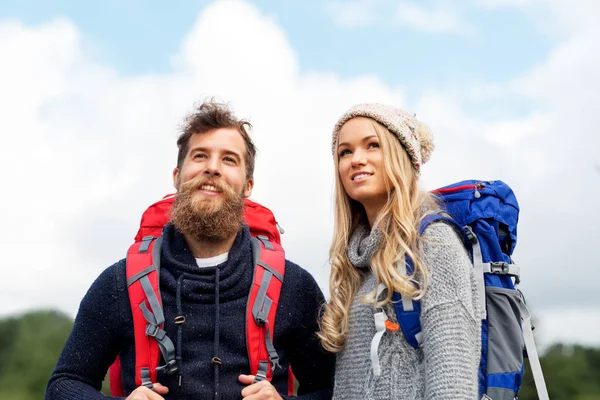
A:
177,101,256,179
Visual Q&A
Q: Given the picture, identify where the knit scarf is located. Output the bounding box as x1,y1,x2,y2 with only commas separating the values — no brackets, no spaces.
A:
347,223,383,270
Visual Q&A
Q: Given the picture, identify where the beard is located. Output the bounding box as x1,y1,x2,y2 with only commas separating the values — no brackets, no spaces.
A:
170,175,245,243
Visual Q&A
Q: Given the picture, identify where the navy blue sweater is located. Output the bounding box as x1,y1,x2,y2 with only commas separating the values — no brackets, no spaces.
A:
46,224,334,399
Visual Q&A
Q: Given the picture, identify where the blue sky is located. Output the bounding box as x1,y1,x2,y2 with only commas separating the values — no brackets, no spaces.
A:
0,0,552,91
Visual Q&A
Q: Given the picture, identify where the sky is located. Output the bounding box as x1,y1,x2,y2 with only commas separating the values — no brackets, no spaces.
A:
1,0,598,349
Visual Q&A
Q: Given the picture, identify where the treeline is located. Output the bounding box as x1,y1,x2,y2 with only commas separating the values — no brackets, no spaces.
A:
0,310,598,399
519,343,600,399
0,310,74,400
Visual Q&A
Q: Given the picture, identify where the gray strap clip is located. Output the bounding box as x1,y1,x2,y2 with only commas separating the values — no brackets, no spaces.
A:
140,367,153,389
254,361,269,383
145,324,166,340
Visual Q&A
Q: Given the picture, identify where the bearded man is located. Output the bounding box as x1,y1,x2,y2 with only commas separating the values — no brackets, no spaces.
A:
46,101,334,400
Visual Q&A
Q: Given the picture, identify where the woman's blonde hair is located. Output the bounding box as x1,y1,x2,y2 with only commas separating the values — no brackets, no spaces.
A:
318,118,439,353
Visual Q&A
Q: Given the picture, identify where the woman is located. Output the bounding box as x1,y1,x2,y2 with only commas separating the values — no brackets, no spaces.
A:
318,103,480,399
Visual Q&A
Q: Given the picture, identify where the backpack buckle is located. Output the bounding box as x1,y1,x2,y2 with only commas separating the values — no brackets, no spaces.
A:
145,324,166,340
155,359,178,375
269,354,281,371
463,226,477,244
489,262,510,274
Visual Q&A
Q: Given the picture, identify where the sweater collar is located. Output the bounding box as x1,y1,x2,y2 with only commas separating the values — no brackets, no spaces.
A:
347,222,383,270
158,223,255,303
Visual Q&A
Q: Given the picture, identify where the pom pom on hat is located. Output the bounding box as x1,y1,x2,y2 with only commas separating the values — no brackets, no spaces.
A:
416,121,434,165
332,103,435,173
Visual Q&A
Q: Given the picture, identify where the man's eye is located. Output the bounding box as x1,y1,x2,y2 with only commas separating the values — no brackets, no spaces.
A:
224,157,236,163
194,153,207,159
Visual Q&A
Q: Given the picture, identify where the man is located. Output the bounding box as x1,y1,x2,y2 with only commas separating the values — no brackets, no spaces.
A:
45,101,334,399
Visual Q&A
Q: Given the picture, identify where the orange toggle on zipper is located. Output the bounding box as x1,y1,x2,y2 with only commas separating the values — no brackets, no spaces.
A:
385,320,400,331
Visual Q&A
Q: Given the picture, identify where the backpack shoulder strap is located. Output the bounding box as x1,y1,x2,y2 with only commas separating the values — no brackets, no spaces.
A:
420,213,470,246
392,213,469,350
391,256,423,350
126,235,178,389
247,235,286,384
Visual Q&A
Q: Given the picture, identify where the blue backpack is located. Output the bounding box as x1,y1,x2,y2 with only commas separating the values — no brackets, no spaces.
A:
392,180,548,400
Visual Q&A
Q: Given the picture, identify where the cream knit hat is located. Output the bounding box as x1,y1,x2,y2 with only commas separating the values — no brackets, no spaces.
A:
332,103,434,172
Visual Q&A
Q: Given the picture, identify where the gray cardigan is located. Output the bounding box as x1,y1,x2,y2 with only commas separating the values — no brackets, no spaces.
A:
333,222,481,400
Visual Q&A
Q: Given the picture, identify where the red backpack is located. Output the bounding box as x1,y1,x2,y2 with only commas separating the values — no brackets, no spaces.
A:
108,194,294,396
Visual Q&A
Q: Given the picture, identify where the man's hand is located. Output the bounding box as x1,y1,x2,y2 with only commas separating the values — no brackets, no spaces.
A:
125,383,169,400
239,374,284,400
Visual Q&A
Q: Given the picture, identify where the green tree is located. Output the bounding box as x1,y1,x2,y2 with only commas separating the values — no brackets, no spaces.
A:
519,344,600,400
0,310,73,400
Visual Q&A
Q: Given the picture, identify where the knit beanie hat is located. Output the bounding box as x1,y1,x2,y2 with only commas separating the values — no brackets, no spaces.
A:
331,103,434,172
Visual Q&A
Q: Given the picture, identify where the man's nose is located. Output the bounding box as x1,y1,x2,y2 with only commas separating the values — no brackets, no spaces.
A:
203,156,221,177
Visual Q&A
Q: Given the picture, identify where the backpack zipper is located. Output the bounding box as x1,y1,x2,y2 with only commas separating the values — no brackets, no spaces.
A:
276,222,285,235
433,181,493,199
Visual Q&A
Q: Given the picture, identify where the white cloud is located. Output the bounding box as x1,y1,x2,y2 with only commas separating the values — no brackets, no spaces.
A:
536,308,600,350
396,1,473,34
324,0,382,28
483,114,550,148
1,0,599,348
475,0,600,36
325,0,473,34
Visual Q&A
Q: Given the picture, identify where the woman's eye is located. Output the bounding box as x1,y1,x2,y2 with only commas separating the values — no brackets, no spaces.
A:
339,149,351,157
368,142,380,149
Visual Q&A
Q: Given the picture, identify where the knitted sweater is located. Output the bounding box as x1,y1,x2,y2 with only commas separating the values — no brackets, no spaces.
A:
333,222,481,400
46,224,335,400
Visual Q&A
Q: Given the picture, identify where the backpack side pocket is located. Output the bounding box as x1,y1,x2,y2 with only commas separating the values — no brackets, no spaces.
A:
484,286,525,399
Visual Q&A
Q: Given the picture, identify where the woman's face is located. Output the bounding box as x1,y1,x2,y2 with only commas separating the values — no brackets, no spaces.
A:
337,117,388,216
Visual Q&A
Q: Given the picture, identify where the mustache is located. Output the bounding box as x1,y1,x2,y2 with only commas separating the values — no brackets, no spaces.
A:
178,175,236,197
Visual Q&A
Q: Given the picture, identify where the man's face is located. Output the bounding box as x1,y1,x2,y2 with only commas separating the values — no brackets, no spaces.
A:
170,128,254,242
174,127,253,200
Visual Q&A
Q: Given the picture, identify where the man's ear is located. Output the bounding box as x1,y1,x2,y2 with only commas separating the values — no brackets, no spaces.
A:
172,167,180,190
244,178,254,198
